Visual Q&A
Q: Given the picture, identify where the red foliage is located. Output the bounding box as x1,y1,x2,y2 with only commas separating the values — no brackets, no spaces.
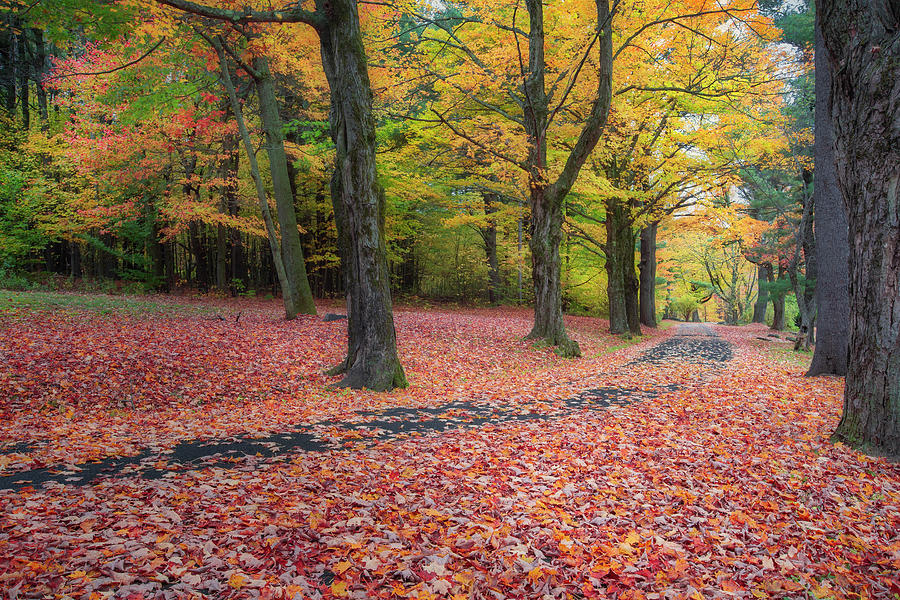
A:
0,297,897,599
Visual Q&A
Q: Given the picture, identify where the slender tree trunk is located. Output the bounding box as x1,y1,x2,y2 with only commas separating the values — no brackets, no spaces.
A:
482,192,502,304
822,0,899,457
638,222,658,327
769,264,786,330
317,0,406,390
252,55,316,315
789,189,817,351
215,44,296,318
69,241,82,279
0,16,14,113
808,17,850,376
18,31,29,131
188,221,209,291
752,263,769,323
31,29,48,131
222,124,243,294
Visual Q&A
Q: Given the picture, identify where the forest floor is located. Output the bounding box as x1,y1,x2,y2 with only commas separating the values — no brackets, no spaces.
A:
0,291,897,599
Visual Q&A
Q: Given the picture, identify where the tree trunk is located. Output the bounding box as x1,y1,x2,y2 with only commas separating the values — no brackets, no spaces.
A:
317,0,406,390
0,16,15,113
788,187,817,352
69,241,82,279
31,29,48,131
253,55,316,315
188,221,209,291
638,222,658,327
520,0,611,357
222,124,243,294
752,263,769,323
18,30,29,131
808,17,850,377
770,264,786,330
528,190,580,353
822,0,899,458
215,43,296,317
604,200,632,336
483,192,502,305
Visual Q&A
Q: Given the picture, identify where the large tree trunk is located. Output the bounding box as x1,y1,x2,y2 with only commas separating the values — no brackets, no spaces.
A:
482,192,502,305
529,190,579,354
521,0,611,357
752,263,769,323
638,222,658,327
822,0,899,458
253,56,316,315
808,17,850,377
318,0,406,391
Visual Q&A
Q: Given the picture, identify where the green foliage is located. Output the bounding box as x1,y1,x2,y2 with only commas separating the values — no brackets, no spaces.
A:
669,295,701,321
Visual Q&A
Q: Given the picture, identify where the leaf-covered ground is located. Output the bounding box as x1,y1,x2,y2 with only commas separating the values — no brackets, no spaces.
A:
1,292,898,599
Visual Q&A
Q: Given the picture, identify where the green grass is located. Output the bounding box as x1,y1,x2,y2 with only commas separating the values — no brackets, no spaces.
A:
0,290,215,317
759,340,814,369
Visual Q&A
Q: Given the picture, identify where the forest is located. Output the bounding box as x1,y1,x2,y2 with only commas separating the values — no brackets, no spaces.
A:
0,0,898,597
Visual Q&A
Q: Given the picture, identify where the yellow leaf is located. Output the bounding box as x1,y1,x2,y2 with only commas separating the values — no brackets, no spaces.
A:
309,511,325,530
625,531,641,545
331,581,348,597
228,573,246,588
69,570,87,578
334,560,352,575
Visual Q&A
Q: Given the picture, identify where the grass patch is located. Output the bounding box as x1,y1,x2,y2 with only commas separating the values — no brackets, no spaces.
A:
0,290,215,317
758,341,815,369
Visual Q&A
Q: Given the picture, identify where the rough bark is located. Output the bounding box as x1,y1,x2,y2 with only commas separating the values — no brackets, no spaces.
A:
808,17,850,377
318,0,406,390
822,0,899,458
638,222,658,327
522,0,611,356
252,55,316,315
752,263,770,323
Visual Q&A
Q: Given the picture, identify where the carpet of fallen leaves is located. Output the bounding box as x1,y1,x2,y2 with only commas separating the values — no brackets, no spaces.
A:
1,293,898,600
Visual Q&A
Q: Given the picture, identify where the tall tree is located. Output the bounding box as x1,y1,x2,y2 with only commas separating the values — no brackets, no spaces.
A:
821,0,899,457
158,0,407,391
807,13,849,376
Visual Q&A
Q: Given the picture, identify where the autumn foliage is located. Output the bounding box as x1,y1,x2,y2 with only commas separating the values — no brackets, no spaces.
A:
1,295,898,598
